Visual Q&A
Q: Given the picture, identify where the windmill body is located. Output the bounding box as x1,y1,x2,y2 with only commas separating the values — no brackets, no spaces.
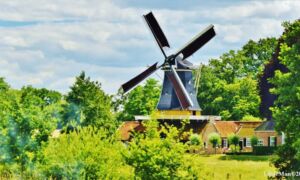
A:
157,60,201,113
121,12,219,120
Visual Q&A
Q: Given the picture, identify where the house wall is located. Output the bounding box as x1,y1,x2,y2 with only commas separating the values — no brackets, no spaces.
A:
201,122,217,145
201,122,223,154
200,121,283,154
254,131,282,146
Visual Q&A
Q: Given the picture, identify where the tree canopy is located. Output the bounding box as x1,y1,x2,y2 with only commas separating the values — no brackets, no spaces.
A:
197,37,277,120
271,20,300,172
115,78,161,121
62,72,115,131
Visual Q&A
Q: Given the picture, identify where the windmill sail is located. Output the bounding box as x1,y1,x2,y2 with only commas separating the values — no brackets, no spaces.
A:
175,24,215,60
144,12,170,49
121,62,159,93
121,12,215,112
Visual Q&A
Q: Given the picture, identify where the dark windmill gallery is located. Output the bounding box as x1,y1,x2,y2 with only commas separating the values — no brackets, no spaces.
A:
120,12,220,136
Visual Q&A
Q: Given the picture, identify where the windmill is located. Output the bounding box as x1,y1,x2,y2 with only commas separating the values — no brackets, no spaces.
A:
121,12,216,119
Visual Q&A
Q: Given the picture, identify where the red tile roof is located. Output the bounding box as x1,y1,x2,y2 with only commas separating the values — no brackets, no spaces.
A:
213,121,240,137
119,121,145,141
236,127,255,137
236,121,262,137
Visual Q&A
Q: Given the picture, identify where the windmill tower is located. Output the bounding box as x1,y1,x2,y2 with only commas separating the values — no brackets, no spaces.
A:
121,12,218,120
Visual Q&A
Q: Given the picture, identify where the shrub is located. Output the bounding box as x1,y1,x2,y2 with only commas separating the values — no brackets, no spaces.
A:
38,126,133,179
253,146,277,155
229,144,240,154
189,134,202,146
124,120,197,180
208,133,221,154
250,136,258,147
228,134,240,153
188,134,203,153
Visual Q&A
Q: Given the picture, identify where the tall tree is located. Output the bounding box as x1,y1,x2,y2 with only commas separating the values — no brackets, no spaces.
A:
258,39,288,120
0,86,60,175
115,78,161,121
63,72,115,130
242,38,278,76
0,77,10,91
271,20,300,172
39,126,132,179
197,37,276,120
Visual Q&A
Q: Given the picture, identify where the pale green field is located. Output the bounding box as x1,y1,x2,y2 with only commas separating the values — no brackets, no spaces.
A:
187,154,276,180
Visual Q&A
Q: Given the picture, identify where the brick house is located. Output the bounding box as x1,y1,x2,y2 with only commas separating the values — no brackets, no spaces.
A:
254,120,284,147
201,121,239,153
235,121,262,152
119,119,284,154
201,121,264,153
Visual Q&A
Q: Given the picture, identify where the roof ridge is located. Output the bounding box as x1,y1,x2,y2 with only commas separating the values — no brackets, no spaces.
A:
212,122,221,135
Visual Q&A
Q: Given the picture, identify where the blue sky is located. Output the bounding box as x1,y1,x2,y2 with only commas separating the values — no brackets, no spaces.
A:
0,0,299,94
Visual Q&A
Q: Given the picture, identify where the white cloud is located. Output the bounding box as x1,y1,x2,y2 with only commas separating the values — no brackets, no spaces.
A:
0,0,299,94
206,1,300,20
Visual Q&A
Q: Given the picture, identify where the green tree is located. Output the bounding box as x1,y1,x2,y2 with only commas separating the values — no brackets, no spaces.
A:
242,38,277,76
196,66,226,116
115,78,161,121
271,20,300,172
63,72,115,131
188,134,203,153
228,134,240,153
38,126,132,179
208,133,221,154
197,38,276,120
20,86,62,107
189,134,202,146
0,77,10,91
124,119,197,179
200,76,260,120
250,136,258,147
0,86,60,176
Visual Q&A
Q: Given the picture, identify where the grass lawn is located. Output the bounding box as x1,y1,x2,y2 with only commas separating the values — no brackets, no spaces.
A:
187,154,276,180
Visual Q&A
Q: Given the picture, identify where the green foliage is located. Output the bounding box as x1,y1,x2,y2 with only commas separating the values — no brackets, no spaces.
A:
271,139,299,172
208,133,221,154
62,72,115,131
124,119,197,180
228,134,240,153
189,134,202,146
0,86,61,175
253,146,277,155
197,38,276,120
242,38,278,76
198,71,261,121
0,77,10,91
241,115,261,121
229,145,240,154
115,78,161,121
196,66,226,116
250,136,258,147
270,20,300,172
38,126,133,179
188,134,203,153
21,86,62,107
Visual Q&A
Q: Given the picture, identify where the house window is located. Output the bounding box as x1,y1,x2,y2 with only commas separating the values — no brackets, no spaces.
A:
270,136,276,147
246,138,251,147
223,138,228,148
258,139,264,146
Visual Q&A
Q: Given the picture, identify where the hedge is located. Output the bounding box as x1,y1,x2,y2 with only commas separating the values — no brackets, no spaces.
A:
252,146,277,155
